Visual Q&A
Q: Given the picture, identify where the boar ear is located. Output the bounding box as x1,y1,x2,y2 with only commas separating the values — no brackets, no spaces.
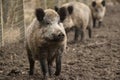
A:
92,1,96,7
101,0,105,6
54,6,59,12
67,6,73,15
35,8,45,22
59,7,67,22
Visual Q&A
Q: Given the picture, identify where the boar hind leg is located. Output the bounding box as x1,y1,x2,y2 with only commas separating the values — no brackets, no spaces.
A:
98,21,102,27
27,49,35,75
74,27,80,42
80,29,85,42
40,58,48,79
55,54,62,76
87,26,92,38
93,18,96,28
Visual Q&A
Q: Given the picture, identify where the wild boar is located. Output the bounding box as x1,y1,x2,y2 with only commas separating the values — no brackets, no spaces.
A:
25,8,67,79
55,2,93,42
91,0,106,28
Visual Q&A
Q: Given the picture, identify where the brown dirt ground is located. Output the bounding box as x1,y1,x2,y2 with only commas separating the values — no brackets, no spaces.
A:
0,5,120,80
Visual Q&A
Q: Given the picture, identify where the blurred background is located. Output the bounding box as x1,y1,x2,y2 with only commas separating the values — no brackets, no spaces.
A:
0,0,120,46
0,1,120,80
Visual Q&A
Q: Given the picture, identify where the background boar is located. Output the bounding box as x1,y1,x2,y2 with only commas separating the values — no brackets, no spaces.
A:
25,8,67,79
55,2,93,42
91,0,106,28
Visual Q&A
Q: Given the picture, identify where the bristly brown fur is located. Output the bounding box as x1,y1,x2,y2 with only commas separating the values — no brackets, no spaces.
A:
25,9,67,79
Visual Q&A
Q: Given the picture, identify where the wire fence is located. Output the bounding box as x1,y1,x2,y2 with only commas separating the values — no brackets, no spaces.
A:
0,0,24,46
0,0,119,47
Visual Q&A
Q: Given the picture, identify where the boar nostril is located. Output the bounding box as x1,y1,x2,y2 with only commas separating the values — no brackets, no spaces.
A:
51,32,65,42
58,33,65,38
95,9,98,12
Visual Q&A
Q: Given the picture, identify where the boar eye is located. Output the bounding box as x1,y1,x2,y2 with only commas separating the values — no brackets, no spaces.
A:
44,21,51,25
46,22,50,25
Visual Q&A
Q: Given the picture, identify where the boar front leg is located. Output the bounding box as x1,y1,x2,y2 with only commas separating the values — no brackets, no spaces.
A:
55,48,63,76
39,58,48,79
27,48,35,75
55,55,62,76
98,21,102,27
48,56,55,76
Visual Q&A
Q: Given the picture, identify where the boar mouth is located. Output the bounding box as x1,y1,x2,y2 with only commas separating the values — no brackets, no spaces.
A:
45,38,64,42
52,37,64,42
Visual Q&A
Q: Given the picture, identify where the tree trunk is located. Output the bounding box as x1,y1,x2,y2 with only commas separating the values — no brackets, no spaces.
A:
0,0,4,46
55,0,60,7
40,0,47,9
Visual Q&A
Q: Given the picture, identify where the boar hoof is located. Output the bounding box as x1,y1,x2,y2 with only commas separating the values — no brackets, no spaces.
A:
43,76,49,80
54,72,60,76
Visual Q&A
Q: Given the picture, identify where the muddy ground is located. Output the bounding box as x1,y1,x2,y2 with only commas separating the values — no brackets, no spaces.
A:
0,5,120,80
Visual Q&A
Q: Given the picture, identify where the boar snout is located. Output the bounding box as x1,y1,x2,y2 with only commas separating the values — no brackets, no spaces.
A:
95,8,98,12
52,32,65,42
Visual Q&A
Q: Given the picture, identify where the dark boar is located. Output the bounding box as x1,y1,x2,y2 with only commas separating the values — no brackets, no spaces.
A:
55,2,93,42
25,8,67,79
91,0,106,28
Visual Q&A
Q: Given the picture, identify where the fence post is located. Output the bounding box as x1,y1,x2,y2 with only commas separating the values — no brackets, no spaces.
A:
0,0,4,47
